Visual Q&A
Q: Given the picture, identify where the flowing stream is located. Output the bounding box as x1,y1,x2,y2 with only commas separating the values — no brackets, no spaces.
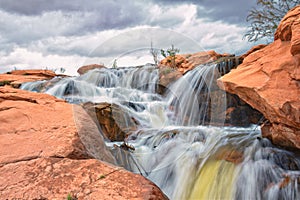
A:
21,64,300,200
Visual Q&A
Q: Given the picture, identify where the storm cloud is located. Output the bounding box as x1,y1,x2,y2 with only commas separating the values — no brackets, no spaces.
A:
152,0,257,24
0,0,263,75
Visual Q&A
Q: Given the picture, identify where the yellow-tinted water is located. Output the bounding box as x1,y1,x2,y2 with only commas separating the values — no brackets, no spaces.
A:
189,159,237,200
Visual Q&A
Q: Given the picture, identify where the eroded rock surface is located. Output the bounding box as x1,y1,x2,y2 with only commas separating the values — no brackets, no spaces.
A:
218,6,300,149
0,158,167,200
0,86,167,199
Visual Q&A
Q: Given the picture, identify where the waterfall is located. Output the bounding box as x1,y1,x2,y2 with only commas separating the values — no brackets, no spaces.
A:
166,64,225,126
124,126,300,199
21,63,300,200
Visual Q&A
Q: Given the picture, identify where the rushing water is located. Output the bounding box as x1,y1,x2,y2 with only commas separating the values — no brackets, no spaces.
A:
21,64,300,200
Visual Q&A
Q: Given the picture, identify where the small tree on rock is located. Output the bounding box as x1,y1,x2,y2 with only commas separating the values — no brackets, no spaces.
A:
161,45,180,68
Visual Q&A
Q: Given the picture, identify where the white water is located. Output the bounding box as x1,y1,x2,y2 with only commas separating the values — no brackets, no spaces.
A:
21,64,300,200
165,64,225,126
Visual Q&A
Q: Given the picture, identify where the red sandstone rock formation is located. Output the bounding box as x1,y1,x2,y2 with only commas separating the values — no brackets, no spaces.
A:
77,64,106,75
0,86,167,199
239,44,267,60
218,6,300,149
159,50,233,74
0,69,56,88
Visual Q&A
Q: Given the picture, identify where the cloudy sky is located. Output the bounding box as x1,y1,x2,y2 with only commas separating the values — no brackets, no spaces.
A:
0,0,264,75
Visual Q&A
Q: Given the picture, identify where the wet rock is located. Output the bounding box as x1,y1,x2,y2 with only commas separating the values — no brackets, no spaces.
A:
218,5,300,149
224,93,263,126
83,102,139,142
130,66,158,90
215,147,244,164
158,67,182,94
192,89,263,127
77,64,106,75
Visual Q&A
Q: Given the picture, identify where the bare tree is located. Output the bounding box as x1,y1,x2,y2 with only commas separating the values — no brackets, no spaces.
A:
112,59,118,68
150,41,159,66
245,0,300,42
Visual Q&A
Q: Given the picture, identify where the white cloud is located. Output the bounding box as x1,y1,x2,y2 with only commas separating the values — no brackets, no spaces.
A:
0,48,87,75
0,1,264,76
148,4,197,27
0,10,86,44
171,12,254,54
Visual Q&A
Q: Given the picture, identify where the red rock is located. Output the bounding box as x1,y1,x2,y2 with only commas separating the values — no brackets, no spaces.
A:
291,19,300,56
274,6,300,42
275,5,300,56
218,6,300,149
158,67,182,94
0,86,116,165
239,44,267,60
10,69,56,77
0,158,167,199
0,86,167,199
77,64,106,75
159,50,233,74
215,147,244,164
83,102,139,142
0,69,56,88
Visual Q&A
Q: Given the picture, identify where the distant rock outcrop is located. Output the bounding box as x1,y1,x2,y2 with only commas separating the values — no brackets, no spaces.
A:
77,64,106,75
0,69,56,88
0,86,167,199
159,50,234,74
218,6,300,149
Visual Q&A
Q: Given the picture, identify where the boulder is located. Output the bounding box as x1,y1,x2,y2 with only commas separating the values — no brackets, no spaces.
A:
0,86,116,165
0,69,56,88
0,86,167,199
83,102,139,142
0,158,167,199
77,64,106,75
158,67,182,94
218,6,300,149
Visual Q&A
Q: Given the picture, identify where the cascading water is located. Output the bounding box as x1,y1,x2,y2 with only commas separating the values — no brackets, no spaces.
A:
165,64,224,126
21,63,300,200
126,126,299,199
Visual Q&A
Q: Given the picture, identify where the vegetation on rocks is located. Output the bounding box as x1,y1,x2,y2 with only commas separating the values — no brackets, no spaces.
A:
161,44,180,68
